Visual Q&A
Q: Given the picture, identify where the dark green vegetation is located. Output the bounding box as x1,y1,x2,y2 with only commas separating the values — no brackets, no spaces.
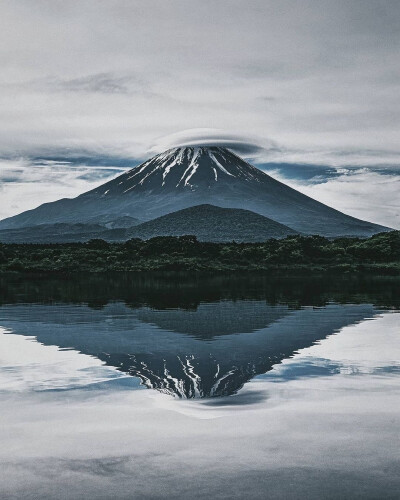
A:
0,230,399,274
129,204,298,242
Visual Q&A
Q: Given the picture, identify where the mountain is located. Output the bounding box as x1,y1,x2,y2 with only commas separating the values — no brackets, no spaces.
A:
0,146,390,237
128,204,297,242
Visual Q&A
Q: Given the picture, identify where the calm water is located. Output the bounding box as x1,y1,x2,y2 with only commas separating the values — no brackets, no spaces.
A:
0,273,399,499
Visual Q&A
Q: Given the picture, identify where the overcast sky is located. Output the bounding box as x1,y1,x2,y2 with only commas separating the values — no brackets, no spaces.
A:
0,0,399,227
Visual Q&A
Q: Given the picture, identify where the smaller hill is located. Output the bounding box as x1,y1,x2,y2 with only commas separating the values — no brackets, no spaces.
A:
128,204,298,242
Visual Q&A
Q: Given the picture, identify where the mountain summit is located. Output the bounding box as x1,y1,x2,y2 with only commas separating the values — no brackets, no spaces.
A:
90,147,271,194
0,146,390,237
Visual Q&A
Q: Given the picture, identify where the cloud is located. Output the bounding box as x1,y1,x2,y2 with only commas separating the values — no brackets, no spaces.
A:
0,158,126,220
17,72,151,95
149,129,279,157
0,1,399,166
51,73,140,94
260,148,400,168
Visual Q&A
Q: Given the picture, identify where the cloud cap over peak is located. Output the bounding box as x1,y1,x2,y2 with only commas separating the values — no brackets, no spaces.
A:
149,129,278,157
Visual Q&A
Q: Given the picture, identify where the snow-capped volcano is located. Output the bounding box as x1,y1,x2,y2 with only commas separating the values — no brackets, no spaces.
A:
0,146,390,237
91,146,267,195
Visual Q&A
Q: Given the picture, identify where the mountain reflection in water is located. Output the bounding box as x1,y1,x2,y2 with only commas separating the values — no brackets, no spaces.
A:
0,273,398,398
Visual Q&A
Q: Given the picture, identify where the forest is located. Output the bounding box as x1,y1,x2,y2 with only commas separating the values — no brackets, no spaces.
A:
0,231,399,274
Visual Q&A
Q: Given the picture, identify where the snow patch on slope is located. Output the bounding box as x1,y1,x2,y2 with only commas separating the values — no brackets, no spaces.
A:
208,151,234,177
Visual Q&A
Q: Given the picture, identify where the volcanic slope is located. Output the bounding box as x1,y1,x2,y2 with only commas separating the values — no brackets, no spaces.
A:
0,147,390,237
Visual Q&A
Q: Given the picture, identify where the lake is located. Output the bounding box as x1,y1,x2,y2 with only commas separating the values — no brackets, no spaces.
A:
0,273,399,499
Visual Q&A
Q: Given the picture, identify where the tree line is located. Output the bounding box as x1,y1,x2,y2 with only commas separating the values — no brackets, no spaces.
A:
0,231,399,273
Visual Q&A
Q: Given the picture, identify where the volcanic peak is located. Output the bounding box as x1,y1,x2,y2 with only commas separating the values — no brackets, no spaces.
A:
92,146,266,195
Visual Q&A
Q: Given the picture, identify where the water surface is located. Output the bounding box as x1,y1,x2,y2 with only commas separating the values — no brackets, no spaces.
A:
0,273,399,499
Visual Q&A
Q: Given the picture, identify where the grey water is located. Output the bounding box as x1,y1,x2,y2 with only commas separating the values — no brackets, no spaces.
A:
0,273,399,499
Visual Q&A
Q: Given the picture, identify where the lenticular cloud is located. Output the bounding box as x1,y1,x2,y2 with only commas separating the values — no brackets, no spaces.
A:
149,128,279,157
